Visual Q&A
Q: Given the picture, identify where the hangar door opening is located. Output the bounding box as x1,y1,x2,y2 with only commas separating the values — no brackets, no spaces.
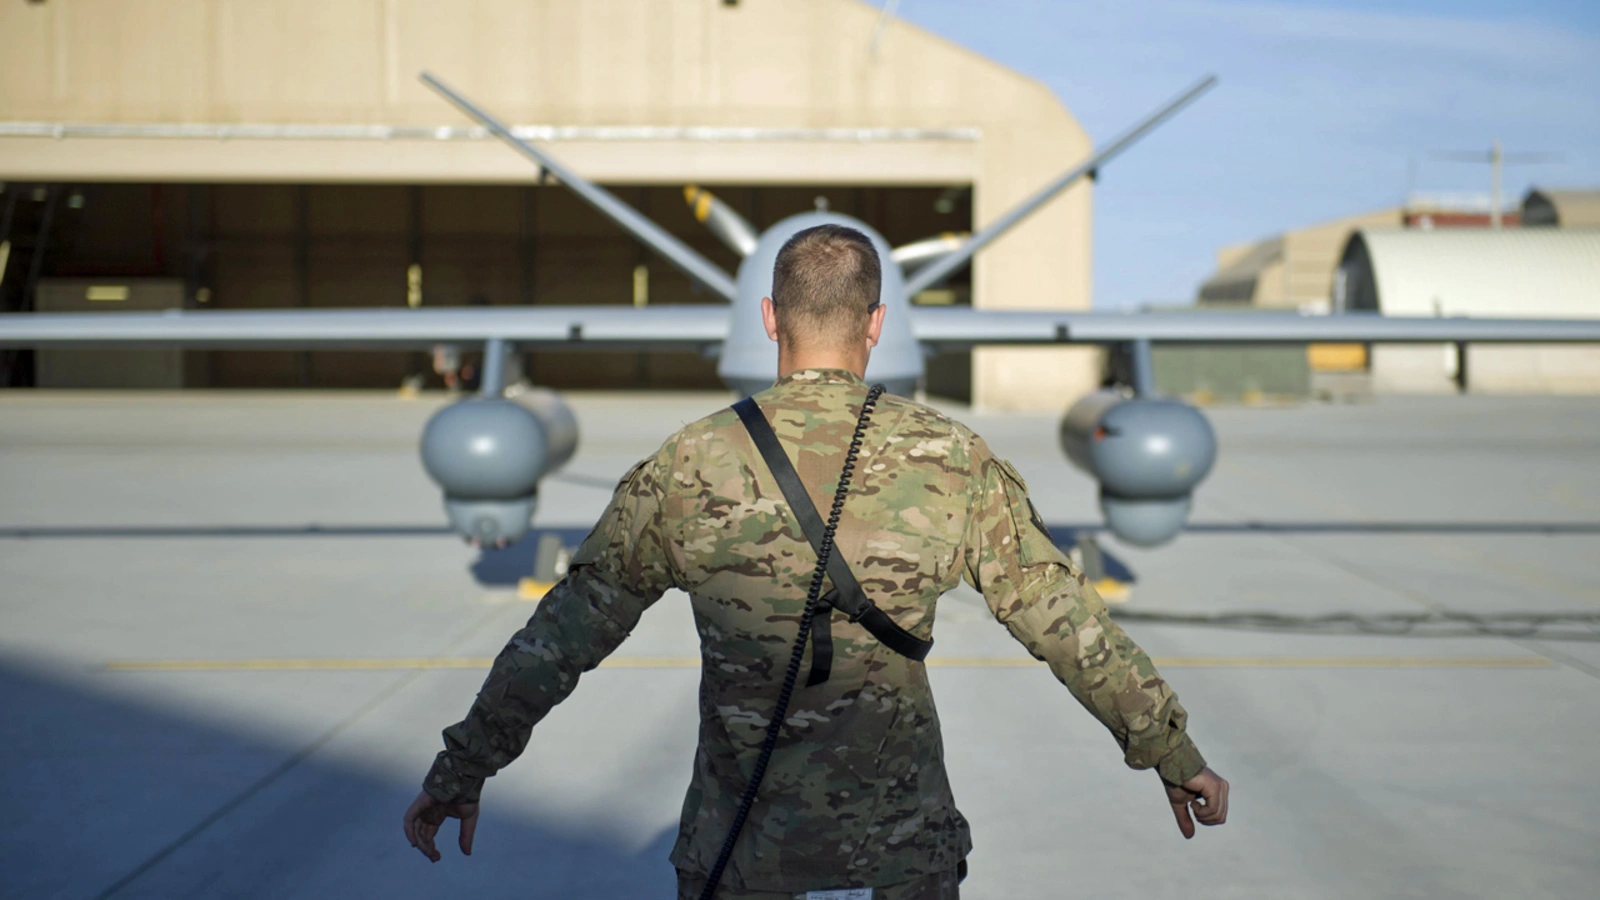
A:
1,181,972,398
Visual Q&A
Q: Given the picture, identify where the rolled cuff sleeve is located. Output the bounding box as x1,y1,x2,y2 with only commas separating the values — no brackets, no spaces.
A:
423,749,486,805
1156,735,1207,787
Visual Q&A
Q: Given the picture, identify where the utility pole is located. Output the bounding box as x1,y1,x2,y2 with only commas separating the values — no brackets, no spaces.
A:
1431,142,1561,228
1490,140,1502,229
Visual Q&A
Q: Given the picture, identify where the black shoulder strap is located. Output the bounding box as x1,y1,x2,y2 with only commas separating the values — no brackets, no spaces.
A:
733,396,933,670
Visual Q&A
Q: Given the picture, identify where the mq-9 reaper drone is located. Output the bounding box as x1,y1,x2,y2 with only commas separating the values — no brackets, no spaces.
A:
5,73,1598,557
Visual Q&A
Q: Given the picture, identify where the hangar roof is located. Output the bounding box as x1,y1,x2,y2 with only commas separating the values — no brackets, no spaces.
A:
1338,228,1600,318
1197,207,1401,309
0,0,1086,185
1197,237,1283,304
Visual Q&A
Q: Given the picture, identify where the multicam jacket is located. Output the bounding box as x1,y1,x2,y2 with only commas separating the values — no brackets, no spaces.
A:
425,367,1205,892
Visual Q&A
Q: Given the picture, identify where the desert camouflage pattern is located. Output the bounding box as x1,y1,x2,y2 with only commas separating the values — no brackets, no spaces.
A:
425,368,1205,893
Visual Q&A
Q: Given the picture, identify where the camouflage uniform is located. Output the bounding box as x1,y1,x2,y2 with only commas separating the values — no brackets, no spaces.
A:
425,368,1205,895
676,865,961,899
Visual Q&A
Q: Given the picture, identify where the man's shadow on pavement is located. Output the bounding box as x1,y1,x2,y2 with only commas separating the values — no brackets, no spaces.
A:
0,659,680,900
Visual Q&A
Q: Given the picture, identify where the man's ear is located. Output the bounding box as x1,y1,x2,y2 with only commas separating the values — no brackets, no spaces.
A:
761,297,780,343
865,303,887,349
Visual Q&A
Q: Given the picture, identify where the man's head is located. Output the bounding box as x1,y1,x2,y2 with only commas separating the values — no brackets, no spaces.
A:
761,224,886,368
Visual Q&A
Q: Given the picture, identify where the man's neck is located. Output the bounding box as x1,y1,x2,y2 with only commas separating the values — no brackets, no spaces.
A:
776,345,867,380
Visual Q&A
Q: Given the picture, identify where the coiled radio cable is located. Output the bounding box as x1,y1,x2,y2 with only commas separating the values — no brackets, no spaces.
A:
698,383,886,900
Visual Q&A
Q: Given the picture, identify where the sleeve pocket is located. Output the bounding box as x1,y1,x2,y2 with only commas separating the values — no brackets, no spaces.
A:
569,458,652,569
994,459,1072,569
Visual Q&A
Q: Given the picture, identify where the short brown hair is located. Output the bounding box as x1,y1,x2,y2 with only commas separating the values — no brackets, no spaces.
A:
770,224,882,351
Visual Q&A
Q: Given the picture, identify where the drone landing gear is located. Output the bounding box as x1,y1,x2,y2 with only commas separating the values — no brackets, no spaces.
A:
517,532,572,601
1069,533,1133,604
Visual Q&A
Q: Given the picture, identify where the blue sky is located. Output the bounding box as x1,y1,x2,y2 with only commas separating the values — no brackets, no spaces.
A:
893,0,1600,309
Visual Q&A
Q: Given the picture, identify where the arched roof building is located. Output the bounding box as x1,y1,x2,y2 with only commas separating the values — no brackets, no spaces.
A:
1335,228,1600,392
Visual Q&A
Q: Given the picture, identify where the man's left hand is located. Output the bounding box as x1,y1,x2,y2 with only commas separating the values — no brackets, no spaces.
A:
402,790,480,862
1163,767,1229,839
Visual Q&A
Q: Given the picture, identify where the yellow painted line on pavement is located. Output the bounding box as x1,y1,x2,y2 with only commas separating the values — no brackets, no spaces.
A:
104,657,494,672
936,656,1550,669
103,655,1554,672
1153,656,1551,669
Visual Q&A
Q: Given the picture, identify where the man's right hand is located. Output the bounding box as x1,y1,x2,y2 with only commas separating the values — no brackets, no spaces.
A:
402,790,480,863
1163,767,1229,839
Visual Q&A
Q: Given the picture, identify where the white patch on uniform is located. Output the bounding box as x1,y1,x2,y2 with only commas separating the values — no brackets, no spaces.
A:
1076,620,1103,657
805,890,872,900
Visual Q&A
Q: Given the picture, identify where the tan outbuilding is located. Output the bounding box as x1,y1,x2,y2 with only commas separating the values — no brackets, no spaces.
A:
1523,189,1600,227
0,0,1099,410
1199,207,1405,311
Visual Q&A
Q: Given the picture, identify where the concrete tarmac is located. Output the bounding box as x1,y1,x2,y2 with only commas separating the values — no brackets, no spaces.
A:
1,390,1597,899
